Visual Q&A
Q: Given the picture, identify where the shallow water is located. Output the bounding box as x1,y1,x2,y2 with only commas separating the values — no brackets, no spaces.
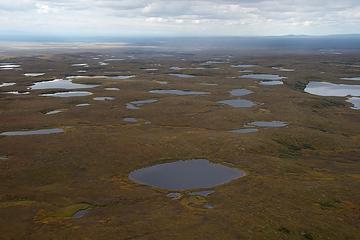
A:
241,74,285,81
67,75,135,80
0,128,64,136
166,192,182,200
45,109,64,115
188,190,215,197
72,209,90,218
340,77,360,81
230,128,258,134
0,64,21,68
149,89,209,95
126,99,158,109
76,103,91,107
259,80,284,86
272,67,295,72
105,88,120,91
249,121,288,128
128,159,244,191
155,81,168,85
203,203,214,209
123,117,138,123
93,97,115,101
346,97,360,109
4,91,30,95
239,70,254,73
230,89,253,96
0,83,16,88
200,83,218,86
218,99,255,108
30,79,98,90
24,73,45,77
41,91,93,97
72,63,89,67
304,81,360,97
169,73,195,78
232,64,257,68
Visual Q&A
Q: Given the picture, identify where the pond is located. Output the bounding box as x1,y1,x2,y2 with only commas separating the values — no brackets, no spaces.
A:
40,91,93,97
149,89,209,95
169,73,195,78
230,89,253,96
126,99,158,110
129,159,244,191
248,121,288,128
304,81,360,97
29,79,98,90
218,99,255,108
346,97,360,110
0,128,64,136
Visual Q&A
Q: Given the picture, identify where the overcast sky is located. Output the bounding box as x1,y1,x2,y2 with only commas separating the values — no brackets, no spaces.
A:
1,0,360,37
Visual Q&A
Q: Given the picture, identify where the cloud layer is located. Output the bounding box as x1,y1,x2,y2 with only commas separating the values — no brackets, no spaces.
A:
1,0,360,37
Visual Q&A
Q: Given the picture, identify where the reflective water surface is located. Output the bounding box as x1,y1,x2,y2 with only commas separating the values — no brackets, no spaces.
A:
346,97,360,109
218,99,255,108
0,128,64,136
249,121,288,128
149,89,209,95
304,81,360,97
41,91,93,97
129,159,245,191
230,89,253,96
169,73,195,78
30,79,98,90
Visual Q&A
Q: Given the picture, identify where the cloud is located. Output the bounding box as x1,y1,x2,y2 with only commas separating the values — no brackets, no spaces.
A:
0,0,359,36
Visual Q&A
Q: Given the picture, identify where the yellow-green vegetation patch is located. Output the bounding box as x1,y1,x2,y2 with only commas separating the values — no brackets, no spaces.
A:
36,203,91,223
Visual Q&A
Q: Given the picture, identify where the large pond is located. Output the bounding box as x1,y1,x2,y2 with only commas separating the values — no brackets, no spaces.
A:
304,81,360,97
29,79,98,90
129,159,244,191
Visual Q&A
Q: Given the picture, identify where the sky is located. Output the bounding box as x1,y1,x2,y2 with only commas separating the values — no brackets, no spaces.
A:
0,0,360,38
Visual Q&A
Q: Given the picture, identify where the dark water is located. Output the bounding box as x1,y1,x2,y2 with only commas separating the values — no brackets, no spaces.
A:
129,159,244,191
218,99,255,108
0,128,64,136
149,89,209,95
